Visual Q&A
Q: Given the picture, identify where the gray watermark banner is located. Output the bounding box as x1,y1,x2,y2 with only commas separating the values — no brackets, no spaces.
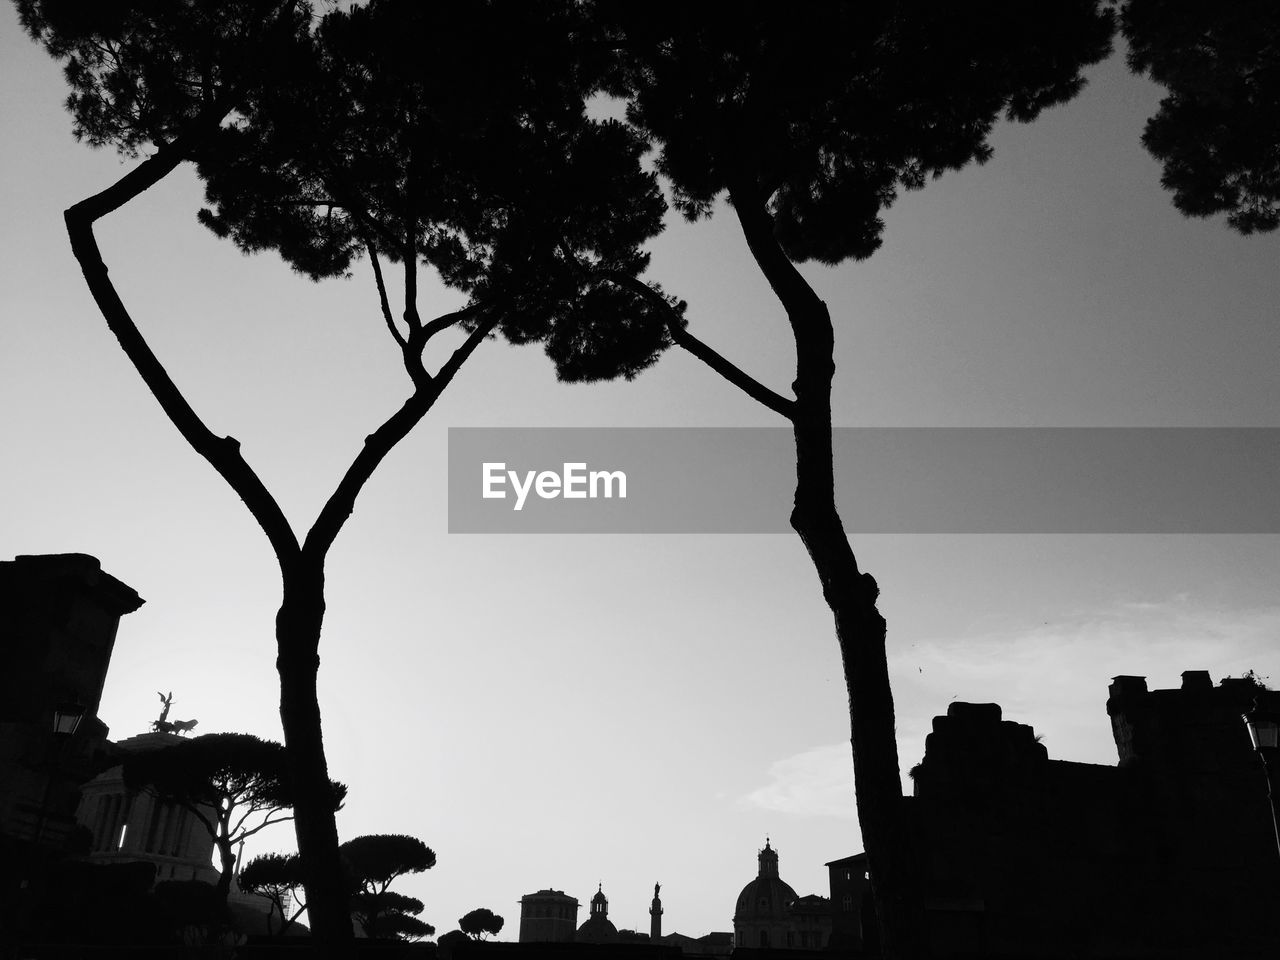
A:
447,428,1280,534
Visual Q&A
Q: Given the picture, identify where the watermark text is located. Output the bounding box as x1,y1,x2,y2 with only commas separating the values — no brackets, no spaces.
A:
482,461,627,511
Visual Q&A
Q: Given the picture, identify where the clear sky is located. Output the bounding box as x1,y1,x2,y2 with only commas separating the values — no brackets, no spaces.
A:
4,7,1280,940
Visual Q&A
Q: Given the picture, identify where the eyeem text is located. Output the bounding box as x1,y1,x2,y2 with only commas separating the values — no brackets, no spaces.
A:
482,462,627,511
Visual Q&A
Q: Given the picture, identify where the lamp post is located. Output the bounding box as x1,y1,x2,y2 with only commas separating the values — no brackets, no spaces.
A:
52,700,85,737
33,700,86,844
1242,702,1280,862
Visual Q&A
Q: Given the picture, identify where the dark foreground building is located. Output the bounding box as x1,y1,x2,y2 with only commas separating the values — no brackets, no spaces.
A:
1,554,145,938
890,671,1280,958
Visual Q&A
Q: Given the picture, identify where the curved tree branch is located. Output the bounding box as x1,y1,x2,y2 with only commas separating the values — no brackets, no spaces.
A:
239,813,295,840
303,308,499,560
727,179,827,324
432,309,500,392
181,799,218,842
604,270,795,419
420,301,485,345
366,240,406,349
64,143,301,566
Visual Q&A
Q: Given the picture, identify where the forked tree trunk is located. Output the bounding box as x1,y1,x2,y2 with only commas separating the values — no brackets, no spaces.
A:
60,101,496,958
730,185,925,959
276,561,353,950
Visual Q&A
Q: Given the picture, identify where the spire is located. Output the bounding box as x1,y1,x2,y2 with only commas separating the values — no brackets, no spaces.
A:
650,881,663,941
591,884,608,916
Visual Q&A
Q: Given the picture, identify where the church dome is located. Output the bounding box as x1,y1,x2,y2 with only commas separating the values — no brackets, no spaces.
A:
576,884,619,943
734,840,798,922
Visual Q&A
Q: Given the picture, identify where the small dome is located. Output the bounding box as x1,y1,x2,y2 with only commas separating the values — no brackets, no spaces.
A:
577,884,619,943
577,913,619,943
734,840,798,922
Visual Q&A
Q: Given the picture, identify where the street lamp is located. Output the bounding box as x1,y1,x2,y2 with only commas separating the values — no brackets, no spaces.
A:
1242,701,1280,861
51,700,85,737
33,700,86,844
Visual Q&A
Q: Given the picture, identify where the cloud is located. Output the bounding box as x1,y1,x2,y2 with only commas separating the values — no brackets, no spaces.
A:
742,596,1280,828
892,596,1280,766
741,743,858,820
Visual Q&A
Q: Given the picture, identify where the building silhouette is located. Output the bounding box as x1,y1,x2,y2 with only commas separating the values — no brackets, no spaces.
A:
518,880,731,957
0,554,142,854
577,884,620,944
829,670,1280,957
519,888,580,942
1,553,146,940
2,553,283,940
511,670,1280,958
732,840,830,950
823,853,869,952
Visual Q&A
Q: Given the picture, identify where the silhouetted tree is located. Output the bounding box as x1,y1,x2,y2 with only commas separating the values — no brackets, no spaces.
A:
352,891,433,941
239,852,308,936
599,4,1115,955
1120,1,1280,234
341,834,436,940
19,0,668,946
437,928,471,959
459,907,504,940
123,733,346,908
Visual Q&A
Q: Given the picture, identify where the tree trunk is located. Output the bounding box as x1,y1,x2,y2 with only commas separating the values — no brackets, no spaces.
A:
277,561,353,952
214,833,237,903
790,366,925,960
728,184,925,958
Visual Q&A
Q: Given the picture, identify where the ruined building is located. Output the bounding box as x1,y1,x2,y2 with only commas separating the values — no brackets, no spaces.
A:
902,672,1280,958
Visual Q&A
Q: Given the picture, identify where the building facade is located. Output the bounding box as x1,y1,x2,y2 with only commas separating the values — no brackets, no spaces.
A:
76,731,218,885
518,888,580,942
824,853,868,951
732,840,830,950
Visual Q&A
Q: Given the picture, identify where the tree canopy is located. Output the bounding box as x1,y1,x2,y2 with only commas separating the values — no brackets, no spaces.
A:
602,1,1114,265
459,907,504,940
341,833,436,940
195,0,674,383
123,733,346,902
15,0,311,151
352,890,433,941
19,0,675,942
1121,0,1280,233
238,852,308,936
340,834,435,892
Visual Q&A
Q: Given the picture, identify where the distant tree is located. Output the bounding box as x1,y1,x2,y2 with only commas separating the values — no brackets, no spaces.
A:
599,5,1115,956
238,852,308,936
382,912,435,941
352,890,434,941
341,834,436,940
437,928,471,959
459,907,504,940
19,0,668,944
1120,1,1280,234
123,733,346,907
